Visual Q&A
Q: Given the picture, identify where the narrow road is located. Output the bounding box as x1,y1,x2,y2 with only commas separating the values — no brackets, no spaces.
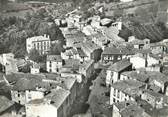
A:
68,69,102,117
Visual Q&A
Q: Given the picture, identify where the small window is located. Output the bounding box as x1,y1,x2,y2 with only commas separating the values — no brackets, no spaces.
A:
28,94,31,99
113,98,115,103
49,61,52,67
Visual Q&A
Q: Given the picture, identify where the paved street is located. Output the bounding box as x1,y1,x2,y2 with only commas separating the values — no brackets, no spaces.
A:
88,69,112,117
68,69,101,117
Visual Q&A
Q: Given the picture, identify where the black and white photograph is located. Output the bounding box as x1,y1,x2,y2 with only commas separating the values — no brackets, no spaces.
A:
0,0,168,117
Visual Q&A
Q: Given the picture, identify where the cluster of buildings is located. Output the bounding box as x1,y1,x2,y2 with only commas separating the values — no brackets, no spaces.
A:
0,1,168,117
103,36,168,116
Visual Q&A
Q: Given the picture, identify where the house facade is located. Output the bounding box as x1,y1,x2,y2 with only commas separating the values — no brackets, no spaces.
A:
106,59,132,86
26,88,70,117
79,60,95,80
11,90,44,105
26,35,51,55
110,80,145,105
46,55,63,73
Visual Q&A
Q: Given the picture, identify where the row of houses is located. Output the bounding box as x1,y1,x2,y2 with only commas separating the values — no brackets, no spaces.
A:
102,36,168,117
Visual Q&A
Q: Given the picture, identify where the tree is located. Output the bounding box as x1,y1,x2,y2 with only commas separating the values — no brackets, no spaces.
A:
156,21,168,39
28,49,41,63
18,63,31,73
118,25,132,41
50,42,65,55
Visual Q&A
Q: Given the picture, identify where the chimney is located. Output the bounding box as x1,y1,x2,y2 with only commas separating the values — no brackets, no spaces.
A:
44,34,47,38
47,35,50,39
126,102,130,107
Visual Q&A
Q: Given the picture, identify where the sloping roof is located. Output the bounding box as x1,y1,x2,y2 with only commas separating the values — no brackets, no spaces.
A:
102,46,135,55
114,100,144,117
64,48,78,56
47,55,62,62
81,41,101,54
143,90,163,99
102,47,121,55
121,71,149,82
120,104,144,117
27,35,50,42
107,59,132,72
111,80,145,97
79,60,94,70
63,77,76,90
114,100,137,111
77,48,87,57
12,78,42,91
0,96,14,114
45,88,70,108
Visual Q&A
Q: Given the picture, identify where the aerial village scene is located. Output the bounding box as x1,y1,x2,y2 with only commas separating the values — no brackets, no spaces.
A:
0,0,168,117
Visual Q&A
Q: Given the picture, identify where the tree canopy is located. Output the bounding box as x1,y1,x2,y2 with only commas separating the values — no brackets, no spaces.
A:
0,7,65,58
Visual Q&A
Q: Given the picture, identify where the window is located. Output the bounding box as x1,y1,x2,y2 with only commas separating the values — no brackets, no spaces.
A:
50,69,52,72
117,90,120,98
109,56,113,60
47,42,50,49
114,89,116,96
18,93,20,97
49,61,52,67
44,42,46,50
113,98,115,103
118,56,121,60
28,94,31,99
37,43,40,50
104,56,108,60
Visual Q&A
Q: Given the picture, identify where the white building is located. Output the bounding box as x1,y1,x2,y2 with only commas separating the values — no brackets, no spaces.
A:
120,0,133,2
111,21,122,30
26,34,51,55
106,59,132,86
11,78,46,105
46,55,63,73
0,53,18,74
112,101,149,117
30,63,40,74
61,48,81,60
110,80,145,105
130,54,147,69
26,88,70,117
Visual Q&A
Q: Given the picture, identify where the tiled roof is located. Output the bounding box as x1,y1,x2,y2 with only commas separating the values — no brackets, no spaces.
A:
79,60,94,70
112,80,145,97
81,41,101,54
107,59,132,72
45,87,70,108
114,101,144,117
121,71,149,82
27,35,50,42
77,48,87,57
120,104,144,117
143,90,163,99
102,46,135,55
64,59,80,69
114,100,137,111
0,96,14,113
47,55,62,62
102,47,121,55
12,78,42,91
